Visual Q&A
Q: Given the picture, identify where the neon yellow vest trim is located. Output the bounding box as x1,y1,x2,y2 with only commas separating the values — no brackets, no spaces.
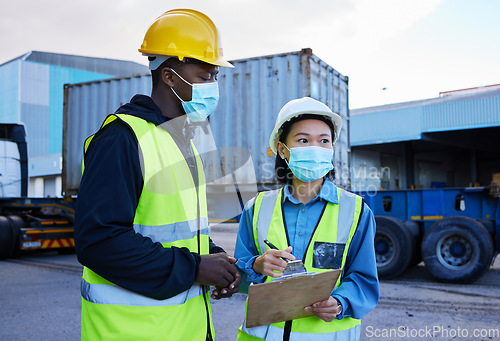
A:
80,114,212,341
239,187,363,339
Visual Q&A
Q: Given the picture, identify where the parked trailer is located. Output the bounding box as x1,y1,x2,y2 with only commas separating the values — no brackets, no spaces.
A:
63,48,350,222
0,124,76,259
358,186,499,283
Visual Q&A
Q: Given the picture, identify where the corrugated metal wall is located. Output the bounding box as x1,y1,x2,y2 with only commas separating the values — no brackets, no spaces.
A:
422,93,500,132
351,106,423,145
63,74,152,195
351,89,500,146
63,50,350,195
20,61,50,159
0,61,21,123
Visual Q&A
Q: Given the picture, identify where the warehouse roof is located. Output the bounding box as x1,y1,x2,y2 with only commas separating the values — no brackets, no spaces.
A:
351,87,500,146
0,51,148,77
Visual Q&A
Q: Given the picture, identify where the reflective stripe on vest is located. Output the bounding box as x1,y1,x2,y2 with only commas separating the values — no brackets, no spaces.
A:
80,114,211,341
81,279,204,307
238,323,361,341
133,218,209,244
239,186,363,340
253,189,281,255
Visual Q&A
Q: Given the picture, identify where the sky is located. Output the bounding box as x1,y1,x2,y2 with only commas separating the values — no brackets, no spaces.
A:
1,0,499,109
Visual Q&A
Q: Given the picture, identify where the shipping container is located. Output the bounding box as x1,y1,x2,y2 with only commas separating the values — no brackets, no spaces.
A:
63,49,350,220
64,48,349,189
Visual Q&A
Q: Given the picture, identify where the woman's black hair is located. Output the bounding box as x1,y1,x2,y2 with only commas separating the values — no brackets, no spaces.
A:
275,114,336,184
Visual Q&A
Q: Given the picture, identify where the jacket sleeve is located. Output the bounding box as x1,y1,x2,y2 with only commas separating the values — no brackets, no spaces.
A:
209,238,226,254
75,122,201,300
331,202,380,319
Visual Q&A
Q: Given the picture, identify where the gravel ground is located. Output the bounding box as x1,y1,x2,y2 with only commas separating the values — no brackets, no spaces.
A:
0,225,498,340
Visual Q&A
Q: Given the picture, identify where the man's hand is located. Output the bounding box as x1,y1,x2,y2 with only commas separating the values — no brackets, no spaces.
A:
304,296,342,322
196,253,237,288
253,246,295,278
211,256,242,300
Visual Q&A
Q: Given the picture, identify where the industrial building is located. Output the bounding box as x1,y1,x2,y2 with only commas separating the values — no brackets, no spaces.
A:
350,86,500,191
0,51,148,197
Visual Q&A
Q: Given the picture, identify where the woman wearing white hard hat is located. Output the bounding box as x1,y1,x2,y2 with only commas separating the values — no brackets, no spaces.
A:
234,97,379,341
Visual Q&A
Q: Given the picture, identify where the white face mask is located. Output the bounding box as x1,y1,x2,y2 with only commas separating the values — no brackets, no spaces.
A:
282,143,334,182
170,68,219,122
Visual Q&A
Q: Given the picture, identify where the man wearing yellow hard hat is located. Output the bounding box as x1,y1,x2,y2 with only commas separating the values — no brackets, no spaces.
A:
75,9,239,340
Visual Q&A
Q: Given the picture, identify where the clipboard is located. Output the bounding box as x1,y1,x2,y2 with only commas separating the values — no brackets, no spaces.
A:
246,269,341,328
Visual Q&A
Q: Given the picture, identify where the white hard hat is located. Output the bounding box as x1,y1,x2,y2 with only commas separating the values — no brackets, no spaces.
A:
269,97,342,154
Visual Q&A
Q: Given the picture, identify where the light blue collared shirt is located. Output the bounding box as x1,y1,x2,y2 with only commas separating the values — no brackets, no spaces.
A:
234,178,379,320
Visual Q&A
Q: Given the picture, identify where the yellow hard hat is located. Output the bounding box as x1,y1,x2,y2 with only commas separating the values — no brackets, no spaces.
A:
139,9,233,68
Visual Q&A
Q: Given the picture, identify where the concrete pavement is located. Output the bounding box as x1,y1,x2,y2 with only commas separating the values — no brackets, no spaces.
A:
1,225,499,340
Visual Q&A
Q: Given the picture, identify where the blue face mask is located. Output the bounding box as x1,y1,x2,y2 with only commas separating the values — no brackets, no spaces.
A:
282,144,334,183
170,69,219,122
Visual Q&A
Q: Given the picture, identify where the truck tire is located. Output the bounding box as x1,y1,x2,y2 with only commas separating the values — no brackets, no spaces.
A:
405,221,422,266
7,215,23,258
374,216,415,279
0,216,12,259
58,247,76,255
422,216,494,283
0,216,23,259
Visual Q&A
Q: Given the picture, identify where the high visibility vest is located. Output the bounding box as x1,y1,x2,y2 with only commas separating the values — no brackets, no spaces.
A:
238,187,363,341
80,114,212,341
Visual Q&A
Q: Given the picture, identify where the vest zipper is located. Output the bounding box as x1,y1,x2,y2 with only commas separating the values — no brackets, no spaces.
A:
301,201,328,263
193,152,213,341
280,195,327,340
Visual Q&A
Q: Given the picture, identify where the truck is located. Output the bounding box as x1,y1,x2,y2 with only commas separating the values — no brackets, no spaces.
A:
0,124,76,259
358,186,499,283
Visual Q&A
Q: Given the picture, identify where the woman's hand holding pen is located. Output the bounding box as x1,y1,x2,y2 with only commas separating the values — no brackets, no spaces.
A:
253,246,295,278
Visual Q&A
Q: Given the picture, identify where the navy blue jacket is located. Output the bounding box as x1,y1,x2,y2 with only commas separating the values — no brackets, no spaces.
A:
75,94,224,300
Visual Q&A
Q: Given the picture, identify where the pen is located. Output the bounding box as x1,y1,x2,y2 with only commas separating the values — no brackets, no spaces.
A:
263,239,290,263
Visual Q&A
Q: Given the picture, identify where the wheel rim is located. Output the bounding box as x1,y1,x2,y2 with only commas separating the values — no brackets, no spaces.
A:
436,233,473,270
375,233,395,267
